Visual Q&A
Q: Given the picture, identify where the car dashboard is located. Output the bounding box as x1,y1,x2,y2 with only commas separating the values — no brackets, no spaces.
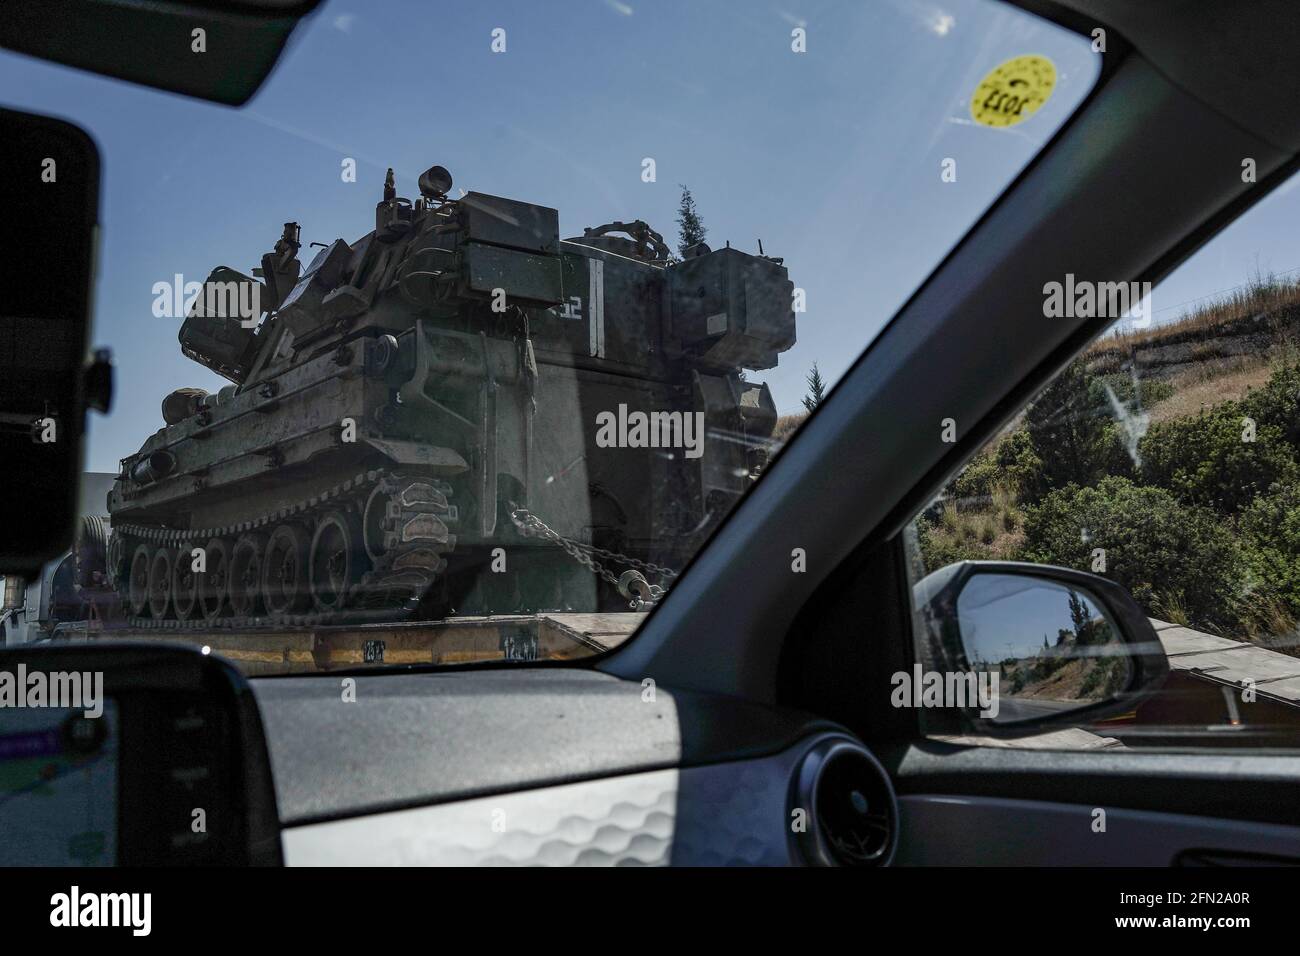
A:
254,668,899,866
0,644,898,867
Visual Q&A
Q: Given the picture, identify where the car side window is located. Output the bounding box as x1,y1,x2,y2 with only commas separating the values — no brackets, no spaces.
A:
903,170,1300,752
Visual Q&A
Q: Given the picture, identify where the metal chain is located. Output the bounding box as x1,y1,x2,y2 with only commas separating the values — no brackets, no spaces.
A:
565,536,678,580
509,507,677,607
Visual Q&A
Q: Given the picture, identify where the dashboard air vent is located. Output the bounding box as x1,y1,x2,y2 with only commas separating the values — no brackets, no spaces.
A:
792,738,898,867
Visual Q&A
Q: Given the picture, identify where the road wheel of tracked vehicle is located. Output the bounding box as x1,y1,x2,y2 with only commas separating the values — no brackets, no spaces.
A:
310,511,363,612
128,543,152,617
106,532,128,592
147,547,174,619
262,523,310,615
171,544,200,620
199,538,230,622
228,534,266,618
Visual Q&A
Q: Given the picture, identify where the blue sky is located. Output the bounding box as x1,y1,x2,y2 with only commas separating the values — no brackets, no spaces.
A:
958,575,1110,662
0,0,1290,474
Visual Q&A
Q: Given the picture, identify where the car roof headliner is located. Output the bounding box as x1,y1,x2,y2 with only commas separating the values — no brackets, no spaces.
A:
1035,0,1300,152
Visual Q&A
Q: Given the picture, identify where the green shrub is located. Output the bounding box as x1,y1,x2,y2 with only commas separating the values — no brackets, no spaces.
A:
1079,656,1129,698
1018,360,1148,501
915,515,991,569
1024,360,1112,492
945,427,1045,504
994,428,1047,501
916,517,960,568
947,451,999,503
1240,363,1300,455
1240,481,1300,621
1098,420,1139,482
942,363,1158,508
926,362,1300,637
1020,477,1245,631
1138,401,1298,515
1089,374,1175,410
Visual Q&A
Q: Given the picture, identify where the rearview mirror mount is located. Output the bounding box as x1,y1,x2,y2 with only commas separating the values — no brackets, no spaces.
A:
0,107,109,575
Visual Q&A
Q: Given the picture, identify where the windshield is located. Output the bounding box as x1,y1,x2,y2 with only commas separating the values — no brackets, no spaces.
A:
0,0,1100,673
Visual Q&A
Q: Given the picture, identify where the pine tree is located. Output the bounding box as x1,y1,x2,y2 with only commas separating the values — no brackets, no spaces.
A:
675,185,707,257
802,362,826,412
1024,358,1109,491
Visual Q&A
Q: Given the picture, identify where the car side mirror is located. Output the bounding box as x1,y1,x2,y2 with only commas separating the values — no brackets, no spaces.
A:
912,561,1169,737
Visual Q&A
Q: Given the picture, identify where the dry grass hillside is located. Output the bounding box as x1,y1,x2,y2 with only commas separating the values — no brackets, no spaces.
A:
771,274,1300,451
772,412,808,444
1087,273,1300,415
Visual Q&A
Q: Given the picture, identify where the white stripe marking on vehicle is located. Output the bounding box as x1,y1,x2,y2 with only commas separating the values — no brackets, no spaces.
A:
589,259,605,358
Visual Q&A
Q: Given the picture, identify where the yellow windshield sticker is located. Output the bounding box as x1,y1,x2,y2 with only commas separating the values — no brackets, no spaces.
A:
970,55,1056,128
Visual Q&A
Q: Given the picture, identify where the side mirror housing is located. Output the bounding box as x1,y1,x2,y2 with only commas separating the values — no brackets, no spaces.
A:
912,561,1169,737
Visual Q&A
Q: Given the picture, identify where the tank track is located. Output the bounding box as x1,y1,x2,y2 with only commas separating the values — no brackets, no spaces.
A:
107,470,457,629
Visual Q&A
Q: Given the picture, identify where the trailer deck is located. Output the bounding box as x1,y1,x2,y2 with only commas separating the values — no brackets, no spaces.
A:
49,612,644,675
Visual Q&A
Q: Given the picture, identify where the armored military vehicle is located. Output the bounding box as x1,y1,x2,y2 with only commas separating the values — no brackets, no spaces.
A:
103,165,795,627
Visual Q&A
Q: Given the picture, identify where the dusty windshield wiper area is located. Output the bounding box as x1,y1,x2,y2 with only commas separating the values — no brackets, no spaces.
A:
0,0,1099,673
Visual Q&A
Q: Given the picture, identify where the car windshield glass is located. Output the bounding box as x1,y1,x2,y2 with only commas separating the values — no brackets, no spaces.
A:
0,0,1099,672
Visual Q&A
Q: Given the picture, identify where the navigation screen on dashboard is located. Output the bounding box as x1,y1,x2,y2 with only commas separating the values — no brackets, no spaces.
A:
0,701,118,866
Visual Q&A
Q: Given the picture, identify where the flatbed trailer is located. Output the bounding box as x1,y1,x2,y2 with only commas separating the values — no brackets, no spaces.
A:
40,615,1300,747
44,612,643,676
